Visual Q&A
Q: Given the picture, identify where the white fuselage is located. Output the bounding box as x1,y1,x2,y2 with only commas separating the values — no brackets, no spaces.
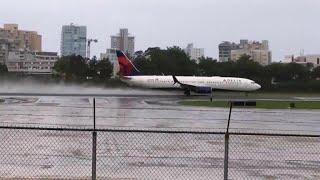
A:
121,76,261,91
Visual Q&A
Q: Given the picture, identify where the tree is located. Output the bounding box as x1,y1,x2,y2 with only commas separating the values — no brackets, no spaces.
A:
87,56,98,78
54,55,88,79
267,63,310,82
96,58,113,79
311,66,320,79
285,63,310,81
134,55,158,75
197,57,222,76
0,63,8,74
134,46,197,76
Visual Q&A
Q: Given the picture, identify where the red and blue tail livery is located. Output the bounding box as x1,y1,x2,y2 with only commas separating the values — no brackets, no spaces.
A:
116,50,141,76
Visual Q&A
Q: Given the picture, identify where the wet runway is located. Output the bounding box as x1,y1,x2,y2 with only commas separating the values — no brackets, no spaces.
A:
0,88,320,179
0,90,320,134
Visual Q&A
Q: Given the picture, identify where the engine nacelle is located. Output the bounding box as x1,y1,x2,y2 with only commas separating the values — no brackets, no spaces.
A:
195,87,212,94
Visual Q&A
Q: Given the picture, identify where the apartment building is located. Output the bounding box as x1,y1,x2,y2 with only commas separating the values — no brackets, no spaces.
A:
0,24,42,64
6,51,58,74
0,24,42,52
218,41,240,62
282,54,320,67
229,40,272,65
111,29,135,57
184,43,204,63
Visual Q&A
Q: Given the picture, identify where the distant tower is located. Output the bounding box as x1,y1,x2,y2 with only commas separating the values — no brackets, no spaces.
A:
111,28,135,57
300,49,305,56
60,23,87,57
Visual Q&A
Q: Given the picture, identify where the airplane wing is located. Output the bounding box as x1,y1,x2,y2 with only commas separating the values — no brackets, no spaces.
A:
172,76,212,93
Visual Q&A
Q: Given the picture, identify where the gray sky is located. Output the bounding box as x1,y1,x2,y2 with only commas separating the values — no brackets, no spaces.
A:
1,0,319,61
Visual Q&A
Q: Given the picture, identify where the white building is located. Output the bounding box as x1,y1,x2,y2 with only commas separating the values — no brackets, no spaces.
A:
111,29,135,57
6,51,58,74
282,54,320,67
184,43,204,63
100,48,119,77
282,55,294,63
305,55,320,67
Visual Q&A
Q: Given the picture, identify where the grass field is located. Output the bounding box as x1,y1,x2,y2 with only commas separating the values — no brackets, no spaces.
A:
211,91,320,98
179,100,320,109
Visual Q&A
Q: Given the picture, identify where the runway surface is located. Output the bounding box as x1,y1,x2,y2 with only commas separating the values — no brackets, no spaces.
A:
0,88,319,179
0,90,320,134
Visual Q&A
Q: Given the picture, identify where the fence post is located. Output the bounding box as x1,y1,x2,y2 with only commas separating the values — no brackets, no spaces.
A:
224,133,229,180
92,131,97,180
92,98,97,180
224,102,232,180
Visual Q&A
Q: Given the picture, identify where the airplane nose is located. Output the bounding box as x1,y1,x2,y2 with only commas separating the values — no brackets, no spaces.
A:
255,83,261,89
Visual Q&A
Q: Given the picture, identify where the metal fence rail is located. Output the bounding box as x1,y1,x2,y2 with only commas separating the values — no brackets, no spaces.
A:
0,126,319,179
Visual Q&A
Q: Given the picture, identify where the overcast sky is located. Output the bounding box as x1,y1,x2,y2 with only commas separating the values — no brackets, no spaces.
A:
1,0,319,61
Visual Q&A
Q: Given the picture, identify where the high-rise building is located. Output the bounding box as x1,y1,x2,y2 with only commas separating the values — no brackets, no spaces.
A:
0,24,42,63
218,41,240,62
231,49,272,66
111,29,135,57
184,43,204,63
60,23,87,57
0,24,42,52
220,39,272,65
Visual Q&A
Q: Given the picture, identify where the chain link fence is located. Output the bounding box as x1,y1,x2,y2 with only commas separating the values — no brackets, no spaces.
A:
0,128,92,179
228,134,320,179
0,127,319,179
96,131,225,179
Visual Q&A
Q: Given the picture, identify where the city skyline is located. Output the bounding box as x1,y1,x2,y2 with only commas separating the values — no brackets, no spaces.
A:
1,0,320,61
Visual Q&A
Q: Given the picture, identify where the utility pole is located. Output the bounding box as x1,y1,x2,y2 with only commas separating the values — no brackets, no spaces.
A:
87,39,98,59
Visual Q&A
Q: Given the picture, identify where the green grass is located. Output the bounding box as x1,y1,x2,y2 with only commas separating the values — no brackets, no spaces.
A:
179,100,320,109
211,91,320,98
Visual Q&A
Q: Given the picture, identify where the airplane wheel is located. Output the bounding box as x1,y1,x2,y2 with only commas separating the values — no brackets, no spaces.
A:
184,90,191,96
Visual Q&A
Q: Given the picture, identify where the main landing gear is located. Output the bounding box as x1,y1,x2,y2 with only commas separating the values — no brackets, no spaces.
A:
184,89,191,96
210,89,214,102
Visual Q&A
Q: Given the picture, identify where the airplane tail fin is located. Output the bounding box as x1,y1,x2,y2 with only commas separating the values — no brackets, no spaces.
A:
116,50,141,76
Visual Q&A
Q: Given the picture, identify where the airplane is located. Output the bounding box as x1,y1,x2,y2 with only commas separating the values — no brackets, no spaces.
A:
116,50,261,98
